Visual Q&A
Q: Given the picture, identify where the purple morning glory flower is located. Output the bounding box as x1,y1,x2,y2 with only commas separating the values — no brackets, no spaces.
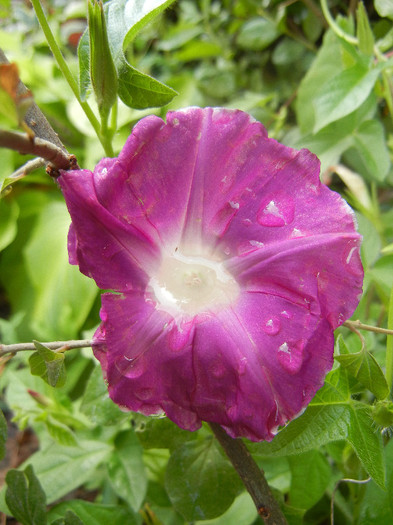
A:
59,107,363,442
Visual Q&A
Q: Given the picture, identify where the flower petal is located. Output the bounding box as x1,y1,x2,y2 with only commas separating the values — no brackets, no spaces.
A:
94,289,334,441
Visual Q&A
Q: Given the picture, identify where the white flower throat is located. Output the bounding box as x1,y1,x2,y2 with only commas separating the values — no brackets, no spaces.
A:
149,251,239,316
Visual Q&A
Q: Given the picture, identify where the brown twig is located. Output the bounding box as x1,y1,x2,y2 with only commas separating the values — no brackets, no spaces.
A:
0,129,74,170
209,423,288,524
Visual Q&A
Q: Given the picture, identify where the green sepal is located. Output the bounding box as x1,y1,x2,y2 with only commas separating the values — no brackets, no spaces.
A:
28,341,66,388
88,0,118,118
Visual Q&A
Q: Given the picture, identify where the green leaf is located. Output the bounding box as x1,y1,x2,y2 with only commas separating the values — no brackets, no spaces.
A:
352,119,390,181
51,510,84,525
28,341,66,388
335,350,389,400
348,403,386,488
23,200,97,340
5,465,47,525
80,365,126,426
117,63,177,109
288,450,331,510
165,438,241,521
237,17,279,51
313,63,380,132
136,416,196,451
105,0,177,109
48,501,139,525
375,0,393,19
0,410,6,461
77,30,90,101
249,404,350,457
116,0,177,49
88,0,118,116
0,440,112,513
358,438,393,524
356,2,375,56
44,416,78,447
0,198,19,250
311,366,350,404
194,492,257,525
107,429,147,511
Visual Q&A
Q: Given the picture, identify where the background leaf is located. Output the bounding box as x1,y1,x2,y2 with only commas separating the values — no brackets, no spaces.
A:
165,438,241,521
5,465,47,525
107,429,147,511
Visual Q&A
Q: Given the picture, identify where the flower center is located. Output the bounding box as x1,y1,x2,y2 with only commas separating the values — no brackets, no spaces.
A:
149,252,239,316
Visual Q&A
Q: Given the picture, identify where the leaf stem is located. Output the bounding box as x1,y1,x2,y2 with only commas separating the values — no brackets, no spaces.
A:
29,0,112,156
0,339,94,358
344,319,393,336
386,287,393,395
209,423,288,524
320,0,358,45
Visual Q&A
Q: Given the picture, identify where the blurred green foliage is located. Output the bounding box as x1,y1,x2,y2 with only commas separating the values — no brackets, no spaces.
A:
0,1,393,524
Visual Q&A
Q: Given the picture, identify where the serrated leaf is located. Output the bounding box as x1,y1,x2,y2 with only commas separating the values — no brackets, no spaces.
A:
28,341,66,388
288,450,331,510
348,404,386,488
335,350,389,400
5,465,47,525
107,429,147,511
313,64,380,132
356,2,374,56
249,404,350,457
48,500,139,525
165,439,241,521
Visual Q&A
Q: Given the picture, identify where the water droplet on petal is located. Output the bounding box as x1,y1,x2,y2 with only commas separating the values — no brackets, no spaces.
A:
135,388,154,401
167,320,194,352
115,355,145,378
277,341,304,374
257,194,295,227
342,243,363,277
263,316,281,335
237,356,248,375
242,218,252,227
280,310,293,319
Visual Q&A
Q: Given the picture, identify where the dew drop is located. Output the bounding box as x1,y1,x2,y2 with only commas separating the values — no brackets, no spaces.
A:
257,194,295,227
277,341,304,374
280,310,293,319
135,388,154,401
263,316,281,335
115,355,145,378
237,356,248,375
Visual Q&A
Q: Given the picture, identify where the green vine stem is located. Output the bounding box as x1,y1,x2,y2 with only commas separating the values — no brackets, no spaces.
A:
386,286,393,395
320,0,358,45
30,0,113,156
209,423,288,524
0,339,94,358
